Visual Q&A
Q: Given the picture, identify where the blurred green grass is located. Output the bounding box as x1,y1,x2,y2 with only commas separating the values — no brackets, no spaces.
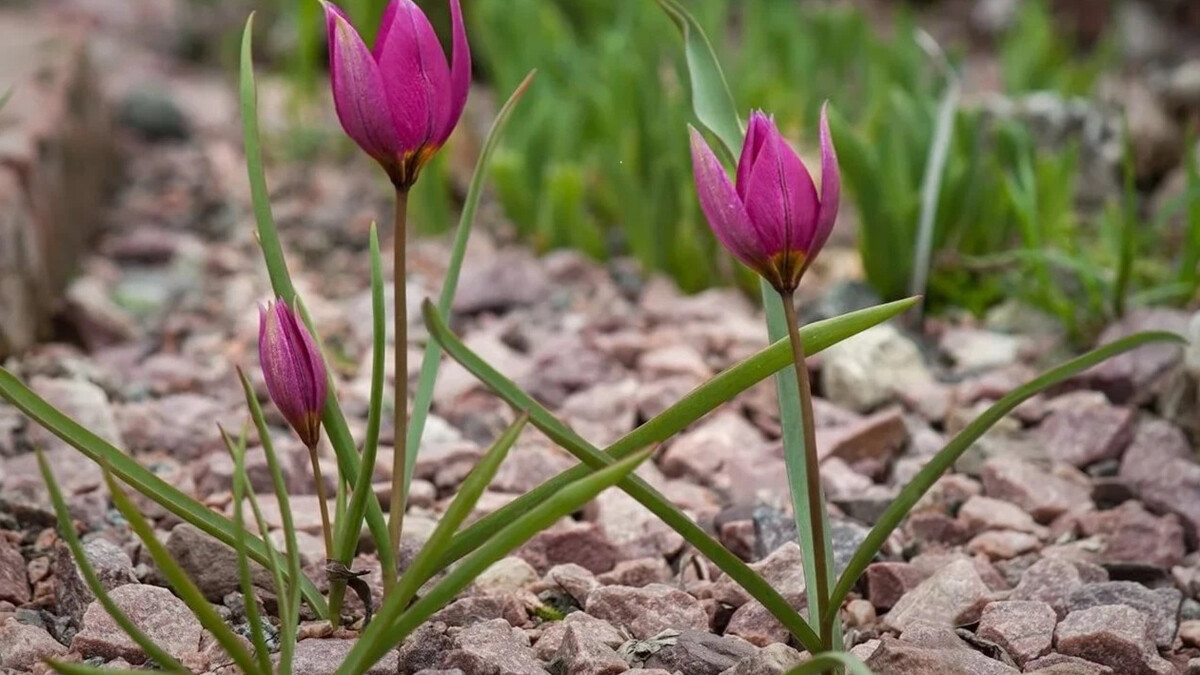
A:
260,0,1198,339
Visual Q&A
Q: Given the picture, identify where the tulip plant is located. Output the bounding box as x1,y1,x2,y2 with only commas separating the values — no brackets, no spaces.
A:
0,1,1186,674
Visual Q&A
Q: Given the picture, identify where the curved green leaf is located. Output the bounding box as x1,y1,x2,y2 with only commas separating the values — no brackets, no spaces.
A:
823,330,1187,635
0,366,327,616
785,651,874,675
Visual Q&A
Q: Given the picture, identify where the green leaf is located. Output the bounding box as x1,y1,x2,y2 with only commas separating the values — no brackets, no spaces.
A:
823,330,1187,635
423,299,933,653
341,413,529,674
237,368,303,670
330,223,386,622
439,297,917,567
784,651,874,675
36,451,188,674
404,71,536,489
105,470,262,675
225,425,273,673
238,15,395,587
655,0,742,158
0,366,327,616
346,447,658,673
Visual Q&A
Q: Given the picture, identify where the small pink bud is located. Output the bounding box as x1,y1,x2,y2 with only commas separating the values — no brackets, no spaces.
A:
323,0,470,189
690,105,840,293
258,300,328,448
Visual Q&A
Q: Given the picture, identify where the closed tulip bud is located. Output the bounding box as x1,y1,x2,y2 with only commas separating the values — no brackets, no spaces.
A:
690,106,840,294
258,300,328,448
323,0,470,190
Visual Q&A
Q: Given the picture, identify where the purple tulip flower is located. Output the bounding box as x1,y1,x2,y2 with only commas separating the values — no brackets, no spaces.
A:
323,0,470,189
259,300,328,448
690,106,840,294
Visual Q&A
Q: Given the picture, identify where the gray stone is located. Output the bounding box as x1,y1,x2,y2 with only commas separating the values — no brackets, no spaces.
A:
117,87,189,141
1075,501,1186,570
474,557,539,596
1119,418,1200,541
544,564,598,608
586,584,708,639
884,559,992,631
981,458,1092,523
1083,308,1189,404
711,542,804,608
1055,605,1174,675
596,557,671,588
55,537,137,623
1024,653,1115,674
1034,397,1134,468
976,600,1057,666
1011,558,1089,620
717,643,806,675
0,617,67,671
72,584,203,664
442,619,546,675
1066,581,1181,649
452,251,550,314
864,634,1019,674
533,612,624,661
820,324,938,413
0,538,28,606
28,377,123,454
430,593,527,628
642,630,757,675
959,496,1048,536
865,562,927,611
553,624,626,675
517,521,619,575
283,638,398,675
165,523,271,601
398,622,455,674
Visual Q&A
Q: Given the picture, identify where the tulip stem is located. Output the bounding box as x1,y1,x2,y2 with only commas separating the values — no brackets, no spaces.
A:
388,188,410,569
308,444,334,558
781,290,831,651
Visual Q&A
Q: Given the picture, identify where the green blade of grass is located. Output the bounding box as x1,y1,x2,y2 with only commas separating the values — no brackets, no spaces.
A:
404,71,536,489
655,0,741,159
823,330,1186,636
237,369,303,672
784,651,874,675
238,15,395,587
36,451,188,673
0,367,326,615
345,447,658,673
105,470,261,674
342,412,528,674
225,425,273,674
438,297,917,566
329,223,386,622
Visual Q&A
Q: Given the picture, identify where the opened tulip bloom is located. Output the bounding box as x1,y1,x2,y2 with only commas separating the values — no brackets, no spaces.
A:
323,0,470,189
691,106,840,647
690,107,840,294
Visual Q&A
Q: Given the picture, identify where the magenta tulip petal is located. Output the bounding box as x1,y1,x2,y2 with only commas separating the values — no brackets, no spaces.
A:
375,0,452,151
743,124,818,254
436,0,471,145
325,4,403,164
689,127,770,272
372,0,399,59
259,301,328,448
811,104,842,258
736,111,771,199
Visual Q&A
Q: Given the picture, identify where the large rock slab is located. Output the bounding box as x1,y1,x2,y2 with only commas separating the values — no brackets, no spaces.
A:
0,9,116,357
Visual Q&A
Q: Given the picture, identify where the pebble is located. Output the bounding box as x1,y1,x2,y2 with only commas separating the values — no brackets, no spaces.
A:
976,600,1057,666
883,559,992,632
0,617,67,671
1055,605,1175,675
1066,581,1181,649
71,584,203,664
586,584,708,639
441,619,546,675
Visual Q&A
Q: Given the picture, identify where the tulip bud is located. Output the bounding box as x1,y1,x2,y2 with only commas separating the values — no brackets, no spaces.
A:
323,0,470,190
258,300,328,448
690,106,840,294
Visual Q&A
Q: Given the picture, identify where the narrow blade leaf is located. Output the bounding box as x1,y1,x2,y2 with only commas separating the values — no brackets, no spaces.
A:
784,651,874,675
345,447,658,673
0,366,326,615
404,71,537,488
36,451,188,673
342,413,528,674
825,330,1187,633
225,425,273,673
105,469,261,674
